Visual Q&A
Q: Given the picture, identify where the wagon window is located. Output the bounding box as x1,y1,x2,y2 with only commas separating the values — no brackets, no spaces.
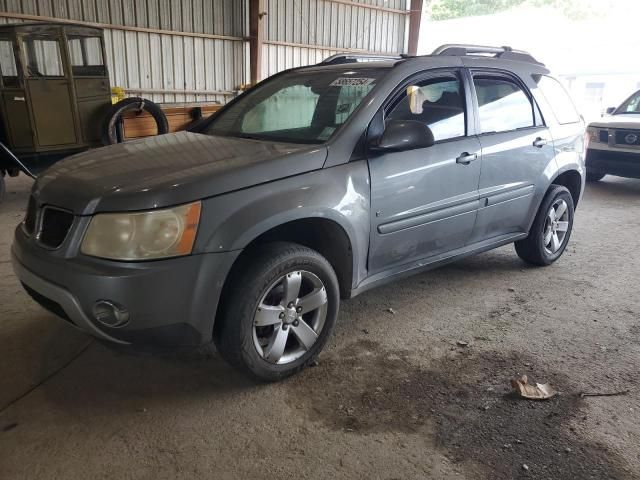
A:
68,36,106,76
23,37,64,77
0,40,19,87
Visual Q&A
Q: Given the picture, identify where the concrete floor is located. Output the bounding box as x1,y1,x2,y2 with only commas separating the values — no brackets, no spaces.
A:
1,174,639,479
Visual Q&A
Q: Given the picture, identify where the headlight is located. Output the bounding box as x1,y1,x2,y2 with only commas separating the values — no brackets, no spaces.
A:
587,127,602,143
81,201,201,261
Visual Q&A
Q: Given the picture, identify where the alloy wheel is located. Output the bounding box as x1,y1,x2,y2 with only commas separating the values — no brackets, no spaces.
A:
543,198,570,255
252,270,328,364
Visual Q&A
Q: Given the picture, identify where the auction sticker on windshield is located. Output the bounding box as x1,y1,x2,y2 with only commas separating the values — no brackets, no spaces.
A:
330,77,376,87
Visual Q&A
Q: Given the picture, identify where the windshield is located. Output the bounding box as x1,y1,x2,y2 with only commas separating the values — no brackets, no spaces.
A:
615,90,640,114
203,68,385,144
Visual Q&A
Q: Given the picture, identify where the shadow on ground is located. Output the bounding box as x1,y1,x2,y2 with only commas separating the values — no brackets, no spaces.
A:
287,339,635,479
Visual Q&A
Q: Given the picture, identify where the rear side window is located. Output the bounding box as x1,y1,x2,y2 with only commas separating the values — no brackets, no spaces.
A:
68,36,107,77
535,75,580,124
473,76,535,134
386,75,466,142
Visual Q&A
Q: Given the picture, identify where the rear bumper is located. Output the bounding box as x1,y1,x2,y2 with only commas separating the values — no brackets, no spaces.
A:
12,227,240,346
586,148,640,179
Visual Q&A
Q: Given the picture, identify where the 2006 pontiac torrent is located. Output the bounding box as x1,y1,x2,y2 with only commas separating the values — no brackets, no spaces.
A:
12,45,586,381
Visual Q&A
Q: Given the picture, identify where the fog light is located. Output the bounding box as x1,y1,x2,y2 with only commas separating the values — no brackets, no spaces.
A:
92,300,130,328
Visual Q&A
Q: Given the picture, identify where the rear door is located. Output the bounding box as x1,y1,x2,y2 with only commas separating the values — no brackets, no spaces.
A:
468,70,554,243
67,34,111,146
367,70,482,273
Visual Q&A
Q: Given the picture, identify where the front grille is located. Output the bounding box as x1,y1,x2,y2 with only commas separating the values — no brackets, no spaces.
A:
615,129,640,147
599,129,609,143
39,207,75,249
23,196,37,234
22,283,74,324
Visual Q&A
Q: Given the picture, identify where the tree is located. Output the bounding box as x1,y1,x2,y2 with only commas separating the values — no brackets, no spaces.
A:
428,0,525,21
427,0,597,21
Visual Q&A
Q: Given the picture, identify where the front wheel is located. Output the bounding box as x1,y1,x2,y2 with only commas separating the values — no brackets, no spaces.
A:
515,185,575,266
214,242,340,381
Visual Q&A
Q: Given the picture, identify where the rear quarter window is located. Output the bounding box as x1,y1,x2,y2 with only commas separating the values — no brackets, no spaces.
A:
535,75,581,125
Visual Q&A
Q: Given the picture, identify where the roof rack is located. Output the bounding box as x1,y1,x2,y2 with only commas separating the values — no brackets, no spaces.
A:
432,44,544,66
319,53,402,65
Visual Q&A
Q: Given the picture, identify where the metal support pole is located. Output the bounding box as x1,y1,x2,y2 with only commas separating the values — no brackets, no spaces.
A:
407,0,423,56
249,0,265,84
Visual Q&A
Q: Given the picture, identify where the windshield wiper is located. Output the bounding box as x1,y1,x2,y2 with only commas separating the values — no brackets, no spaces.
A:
235,133,266,141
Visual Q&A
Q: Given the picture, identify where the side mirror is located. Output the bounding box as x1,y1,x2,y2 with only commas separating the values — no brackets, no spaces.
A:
605,107,616,115
373,120,435,152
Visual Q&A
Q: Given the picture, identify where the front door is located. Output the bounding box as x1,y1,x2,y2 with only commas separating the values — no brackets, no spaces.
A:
0,36,32,149
368,71,482,274
21,35,78,148
467,71,555,243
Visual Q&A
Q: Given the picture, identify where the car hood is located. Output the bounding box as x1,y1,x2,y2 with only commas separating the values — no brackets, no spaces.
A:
589,114,640,129
34,132,328,214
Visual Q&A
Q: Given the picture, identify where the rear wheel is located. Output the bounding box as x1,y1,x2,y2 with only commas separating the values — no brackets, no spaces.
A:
586,170,605,182
515,185,574,266
214,242,340,381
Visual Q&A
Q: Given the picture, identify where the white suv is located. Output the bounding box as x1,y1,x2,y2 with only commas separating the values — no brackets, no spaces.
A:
586,90,640,181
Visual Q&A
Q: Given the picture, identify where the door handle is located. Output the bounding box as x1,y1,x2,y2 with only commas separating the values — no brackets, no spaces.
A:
456,152,478,165
533,137,548,148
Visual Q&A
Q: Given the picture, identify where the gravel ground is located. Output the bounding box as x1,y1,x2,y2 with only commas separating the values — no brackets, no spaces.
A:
1,174,639,479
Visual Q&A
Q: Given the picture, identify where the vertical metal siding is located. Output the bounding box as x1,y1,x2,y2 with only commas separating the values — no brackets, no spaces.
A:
0,0,407,99
262,0,408,80
0,0,247,103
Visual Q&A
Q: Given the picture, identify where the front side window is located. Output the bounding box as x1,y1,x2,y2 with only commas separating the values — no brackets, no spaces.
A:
535,75,580,124
68,36,106,76
205,69,383,144
474,76,535,134
616,90,640,114
386,76,466,142
0,39,19,87
23,37,64,77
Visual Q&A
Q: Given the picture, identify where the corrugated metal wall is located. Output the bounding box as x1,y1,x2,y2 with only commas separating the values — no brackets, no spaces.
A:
262,0,408,78
0,0,249,103
0,0,408,103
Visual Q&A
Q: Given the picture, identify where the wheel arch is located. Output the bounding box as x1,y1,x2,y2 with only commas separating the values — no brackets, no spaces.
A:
550,168,583,209
227,216,355,300
212,216,357,341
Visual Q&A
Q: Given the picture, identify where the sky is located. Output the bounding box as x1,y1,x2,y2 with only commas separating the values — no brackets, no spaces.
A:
417,1,640,119
418,1,640,76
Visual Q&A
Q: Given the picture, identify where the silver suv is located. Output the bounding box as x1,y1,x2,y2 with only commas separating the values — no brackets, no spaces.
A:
12,45,586,381
586,89,640,181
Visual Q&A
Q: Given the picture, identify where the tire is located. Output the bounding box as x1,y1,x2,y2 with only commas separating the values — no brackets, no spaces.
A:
586,170,605,182
101,97,169,145
515,185,575,266
214,242,340,382
0,174,5,204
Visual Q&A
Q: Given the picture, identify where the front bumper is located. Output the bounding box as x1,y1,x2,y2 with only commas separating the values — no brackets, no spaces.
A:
12,226,240,346
586,148,640,179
